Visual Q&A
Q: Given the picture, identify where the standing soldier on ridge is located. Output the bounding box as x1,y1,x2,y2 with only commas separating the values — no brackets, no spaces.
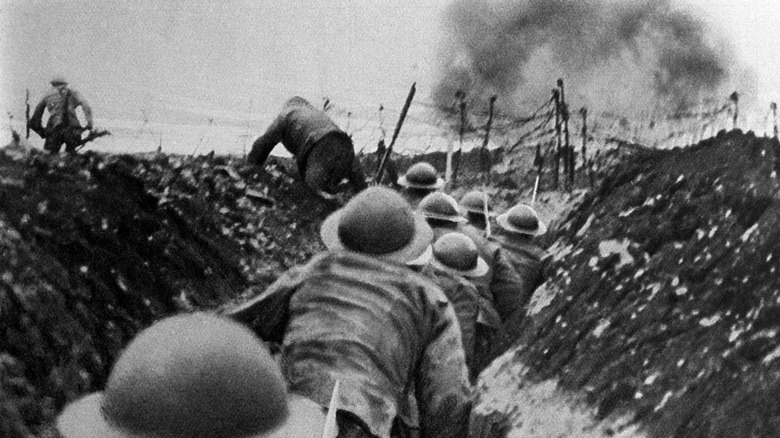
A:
28,76,94,154
227,187,472,438
247,96,368,198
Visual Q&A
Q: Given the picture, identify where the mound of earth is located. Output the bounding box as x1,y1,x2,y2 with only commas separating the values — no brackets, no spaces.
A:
0,146,341,437
474,130,780,437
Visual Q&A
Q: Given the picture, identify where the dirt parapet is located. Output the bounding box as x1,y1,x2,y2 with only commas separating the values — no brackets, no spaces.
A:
0,149,335,436
475,130,780,437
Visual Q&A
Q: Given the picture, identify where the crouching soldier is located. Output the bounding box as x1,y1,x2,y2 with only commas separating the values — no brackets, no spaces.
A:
416,232,504,381
56,313,327,438
247,96,367,198
227,187,472,438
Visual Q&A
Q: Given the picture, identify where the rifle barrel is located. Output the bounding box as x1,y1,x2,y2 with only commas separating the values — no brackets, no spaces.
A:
25,89,30,139
375,82,416,183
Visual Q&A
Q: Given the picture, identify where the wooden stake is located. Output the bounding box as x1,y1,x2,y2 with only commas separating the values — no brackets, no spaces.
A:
580,107,588,170
730,91,739,130
25,89,31,139
375,83,416,184
482,95,497,184
453,93,467,184
552,88,561,190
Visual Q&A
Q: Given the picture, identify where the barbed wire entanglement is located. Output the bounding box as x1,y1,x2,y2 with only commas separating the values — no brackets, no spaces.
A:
13,79,771,197
326,80,765,196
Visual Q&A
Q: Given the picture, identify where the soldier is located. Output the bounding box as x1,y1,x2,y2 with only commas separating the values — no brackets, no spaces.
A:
247,96,367,198
459,190,492,234
397,161,445,209
56,313,327,438
416,232,503,381
416,191,467,240
28,76,94,154
441,191,525,326
493,203,548,299
227,187,472,438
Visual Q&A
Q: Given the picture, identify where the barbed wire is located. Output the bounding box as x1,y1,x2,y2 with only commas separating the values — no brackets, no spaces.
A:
507,108,556,153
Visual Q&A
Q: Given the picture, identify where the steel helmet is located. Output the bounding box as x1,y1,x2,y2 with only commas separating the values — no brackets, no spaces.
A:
459,190,492,215
320,186,433,265
497,203,547,236
57,313,326,438
397,162,445,190
430,232,489,278
418,192,467,223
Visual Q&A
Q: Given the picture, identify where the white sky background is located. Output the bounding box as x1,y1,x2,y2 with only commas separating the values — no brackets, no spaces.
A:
0,0,778,126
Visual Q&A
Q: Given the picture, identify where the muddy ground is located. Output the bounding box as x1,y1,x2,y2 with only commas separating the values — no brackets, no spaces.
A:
3,130,776,437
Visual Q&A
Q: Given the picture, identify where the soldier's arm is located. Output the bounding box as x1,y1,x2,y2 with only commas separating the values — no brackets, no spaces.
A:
29,99,47,137
247,114,285,167
348,157,368,192
416,300,473,438
223,266,304,343
71,91,94,128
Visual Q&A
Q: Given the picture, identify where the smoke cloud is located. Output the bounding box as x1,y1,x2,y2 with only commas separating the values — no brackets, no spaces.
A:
433,0,745,116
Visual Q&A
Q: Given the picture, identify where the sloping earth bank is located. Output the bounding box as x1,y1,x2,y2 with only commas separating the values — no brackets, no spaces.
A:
474,130,780,437
0,147,340,437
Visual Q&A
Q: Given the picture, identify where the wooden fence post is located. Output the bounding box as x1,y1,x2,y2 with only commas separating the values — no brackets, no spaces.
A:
482,95,497,184
730,91,739,130
580,107,588,170
453,91,467,184
552,88,561,190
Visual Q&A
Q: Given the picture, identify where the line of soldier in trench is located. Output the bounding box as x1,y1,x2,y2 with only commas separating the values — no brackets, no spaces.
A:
54,97,548,438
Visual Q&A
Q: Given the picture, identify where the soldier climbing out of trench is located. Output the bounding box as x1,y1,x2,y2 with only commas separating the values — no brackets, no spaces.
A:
226,186,472,438
247,96,368,199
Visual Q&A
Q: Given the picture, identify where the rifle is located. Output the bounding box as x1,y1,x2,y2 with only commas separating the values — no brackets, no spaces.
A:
73,128,112,151
482,191,491,238
374,82,416,184
321,380,341,438
531,174,540,207
25,89,30,139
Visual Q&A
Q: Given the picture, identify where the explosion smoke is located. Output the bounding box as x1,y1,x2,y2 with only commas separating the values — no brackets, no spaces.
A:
433,0,742,116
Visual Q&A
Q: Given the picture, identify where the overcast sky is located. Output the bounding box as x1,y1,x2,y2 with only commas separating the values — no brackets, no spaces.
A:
1,0,778,125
